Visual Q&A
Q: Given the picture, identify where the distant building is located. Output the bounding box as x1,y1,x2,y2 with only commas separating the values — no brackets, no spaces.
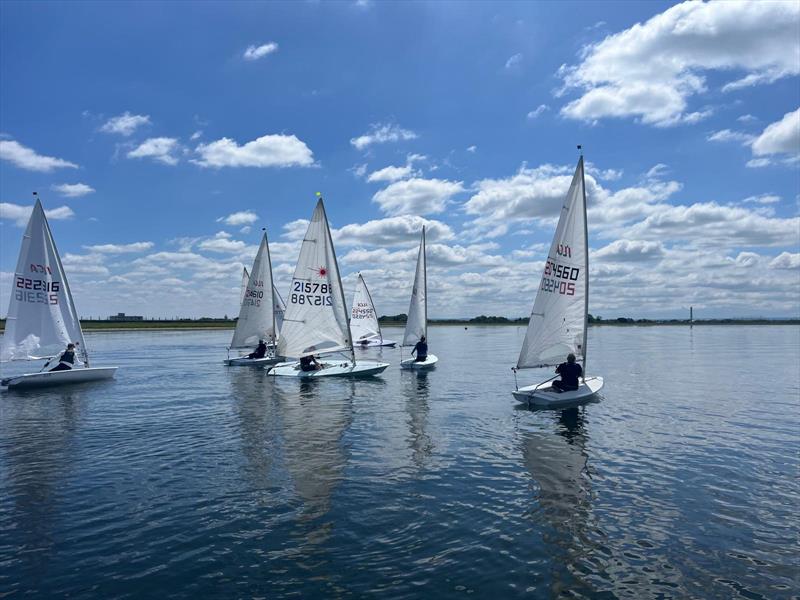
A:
108,312,143,322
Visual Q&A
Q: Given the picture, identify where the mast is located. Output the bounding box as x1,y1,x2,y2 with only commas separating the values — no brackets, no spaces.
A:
320,197,356,365
422,226,428,342
263,227,277,346
578,147,589,377
38,192,90,368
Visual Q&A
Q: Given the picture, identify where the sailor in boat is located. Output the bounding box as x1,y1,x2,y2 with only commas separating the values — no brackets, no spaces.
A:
299,355,323,372
411,336,428,362
50,343,77,372
247,339,268,360
552,353,582,393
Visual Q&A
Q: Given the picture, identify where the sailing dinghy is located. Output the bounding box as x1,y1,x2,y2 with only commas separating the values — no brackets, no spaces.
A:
351,273,397,348
1,197,117,389
400,227,438,370
225,231,284,366
269,198,389,378
512,154,603,407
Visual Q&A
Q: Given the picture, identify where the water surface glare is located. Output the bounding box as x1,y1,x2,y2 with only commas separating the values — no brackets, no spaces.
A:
1,325,798,599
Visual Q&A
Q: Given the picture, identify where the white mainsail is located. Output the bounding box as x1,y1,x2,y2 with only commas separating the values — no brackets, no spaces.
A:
402,227,427,347
1,199,88,364
517,157,588,370
277,199,352,359
350,273,382,343
239,266,250,306
273,287,286,333
230,232,277,349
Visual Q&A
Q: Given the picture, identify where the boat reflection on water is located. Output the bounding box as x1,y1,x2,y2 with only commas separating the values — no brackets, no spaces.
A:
403,371,434,469
228,368,284,498
278,380,353,521
1,392,83,581
520,407,601,596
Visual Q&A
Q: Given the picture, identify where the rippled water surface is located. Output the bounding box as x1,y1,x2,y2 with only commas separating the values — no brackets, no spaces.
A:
1,325,798,599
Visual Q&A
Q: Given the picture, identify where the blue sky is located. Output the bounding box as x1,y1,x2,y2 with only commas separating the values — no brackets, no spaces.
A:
1,0,798,319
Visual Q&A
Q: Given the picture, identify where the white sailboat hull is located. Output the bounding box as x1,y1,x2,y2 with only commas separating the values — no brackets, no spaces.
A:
224,356,283,367
512,376,603,407
400,353,439,370
268,360,389,378
355,338,397,348
2,367,118,389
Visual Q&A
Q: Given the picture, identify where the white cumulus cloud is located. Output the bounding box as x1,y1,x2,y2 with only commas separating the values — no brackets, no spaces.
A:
243,42,278,61
372,178,464,216
751,107,800,157
559,1,800,127
0,140,78,172
217,210,259,226
367,164,414,183
193,134,314,168
51,183,96,197
505,53,522,69
100,112,151,136
0,202,75,227
527,104,549,120
127,137,181,165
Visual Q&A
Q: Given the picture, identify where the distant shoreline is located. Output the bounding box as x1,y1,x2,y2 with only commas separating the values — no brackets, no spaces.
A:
0,318,797,333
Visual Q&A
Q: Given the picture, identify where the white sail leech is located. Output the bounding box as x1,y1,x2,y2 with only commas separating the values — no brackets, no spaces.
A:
277,199,352,359
239,266,250,306
230,233,277,350
350,273,382,343
1,200,87,364
517,157,588,370
402,227,427,347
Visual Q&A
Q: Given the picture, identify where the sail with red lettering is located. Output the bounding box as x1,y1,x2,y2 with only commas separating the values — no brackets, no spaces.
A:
1,200,87,362
277,199,352,359
517,158,588,369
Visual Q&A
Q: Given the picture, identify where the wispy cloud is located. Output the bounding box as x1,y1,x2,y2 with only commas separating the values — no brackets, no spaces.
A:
100,112,151,136
51,183,95,197
350,123,418,150
526,104,549,120
243,42,278,61
0,139,78,172
83,242,154,253
505,53,522,69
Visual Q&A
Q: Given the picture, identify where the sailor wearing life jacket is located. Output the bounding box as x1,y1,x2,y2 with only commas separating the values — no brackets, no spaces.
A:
50,343,77,372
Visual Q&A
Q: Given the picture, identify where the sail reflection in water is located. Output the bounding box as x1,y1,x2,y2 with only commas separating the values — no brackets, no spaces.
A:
403,372,434,469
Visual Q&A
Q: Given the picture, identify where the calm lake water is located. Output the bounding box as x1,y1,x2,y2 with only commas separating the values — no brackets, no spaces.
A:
1,325,798,599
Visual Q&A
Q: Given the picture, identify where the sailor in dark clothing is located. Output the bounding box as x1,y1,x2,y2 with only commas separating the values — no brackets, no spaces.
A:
299,355,322,372
552,353,582,392
248,339,268,359
50,343,76,371
411,336,428,362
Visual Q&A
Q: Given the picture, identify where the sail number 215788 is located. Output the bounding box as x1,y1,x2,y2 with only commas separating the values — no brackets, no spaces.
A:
291,280,332,306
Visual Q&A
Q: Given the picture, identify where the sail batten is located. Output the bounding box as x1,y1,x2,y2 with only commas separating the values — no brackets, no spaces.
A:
277,199,352,359
517,157,589,371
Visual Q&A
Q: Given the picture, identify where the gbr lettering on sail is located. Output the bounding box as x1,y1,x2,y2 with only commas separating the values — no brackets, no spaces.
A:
540,244,579,296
